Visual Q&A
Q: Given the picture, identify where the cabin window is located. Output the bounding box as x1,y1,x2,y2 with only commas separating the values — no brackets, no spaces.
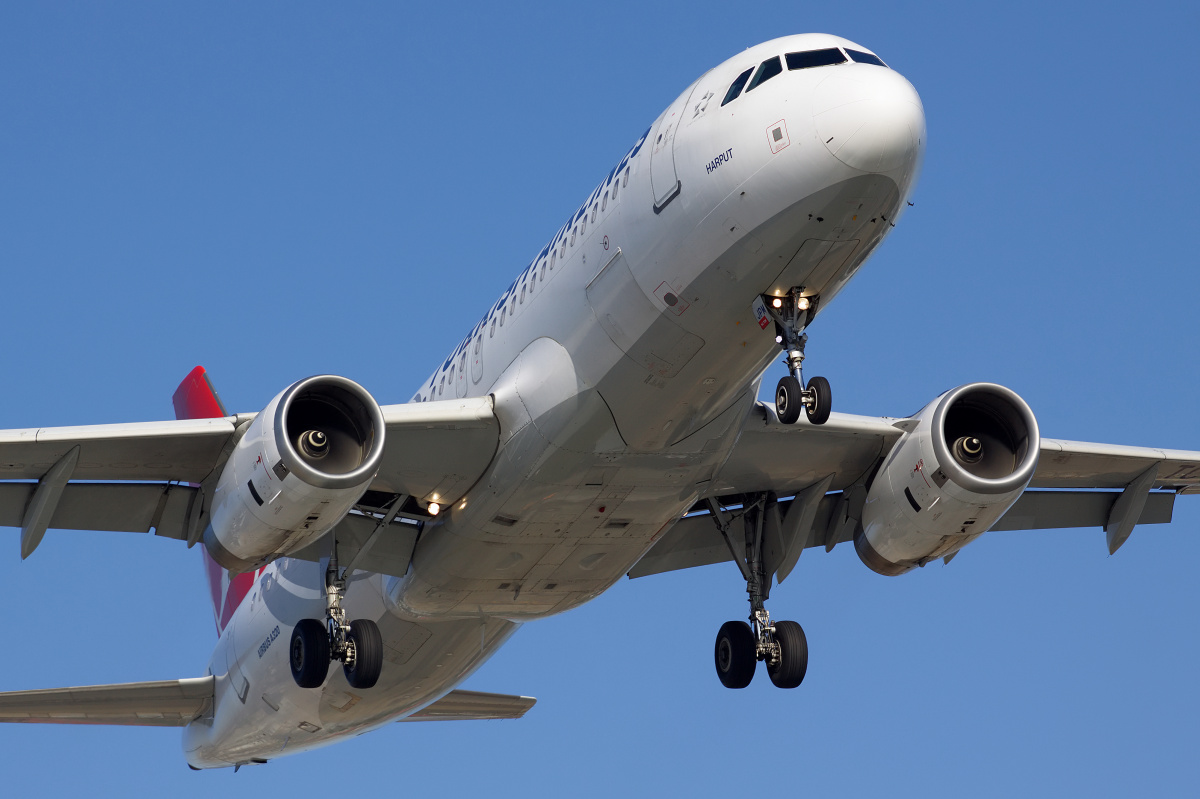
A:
501,307,506,326
520,285,526,303
622,167,629,188
449,365,455,384
571,226,576,246
580,215,587,236
439,376,445,395
601,193,608,212
746,57,782,92
490,317,496,337
591,203,598,223
722,67,754,106
846,49,887,67
460,353,467,372
540,262,546,281
786,49,846,70
550,252,556,270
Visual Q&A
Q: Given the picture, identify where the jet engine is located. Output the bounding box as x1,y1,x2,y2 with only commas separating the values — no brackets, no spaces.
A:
856,383,1039,575
203,375,386,572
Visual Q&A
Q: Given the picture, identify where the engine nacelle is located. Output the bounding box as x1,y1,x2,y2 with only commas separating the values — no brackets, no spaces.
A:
856,383,1039,575
204,375,386,572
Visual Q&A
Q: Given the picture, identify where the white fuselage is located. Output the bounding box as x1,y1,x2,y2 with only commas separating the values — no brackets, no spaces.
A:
184,33,925,768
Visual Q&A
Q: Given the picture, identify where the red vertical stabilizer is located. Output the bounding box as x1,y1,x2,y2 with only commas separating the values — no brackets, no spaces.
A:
172,366,249,635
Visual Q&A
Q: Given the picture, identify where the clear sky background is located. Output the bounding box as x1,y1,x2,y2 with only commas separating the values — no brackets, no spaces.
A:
1,2,1198,795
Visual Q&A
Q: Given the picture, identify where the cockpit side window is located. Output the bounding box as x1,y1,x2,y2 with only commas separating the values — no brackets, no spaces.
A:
845,49,887,67
786,49,846,70
745,56,782,92
721,67,754,107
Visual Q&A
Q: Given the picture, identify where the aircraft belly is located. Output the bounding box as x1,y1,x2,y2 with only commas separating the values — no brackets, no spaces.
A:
185,559,519,768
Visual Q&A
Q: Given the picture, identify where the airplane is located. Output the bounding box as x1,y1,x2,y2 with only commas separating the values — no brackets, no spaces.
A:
1,32,1197,769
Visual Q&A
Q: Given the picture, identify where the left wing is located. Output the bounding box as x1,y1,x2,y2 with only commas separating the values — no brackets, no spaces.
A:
631,402,1200,579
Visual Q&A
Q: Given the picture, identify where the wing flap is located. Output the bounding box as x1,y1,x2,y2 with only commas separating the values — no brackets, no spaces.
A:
0,483,199,539
0,676,213,727
399,689,536,722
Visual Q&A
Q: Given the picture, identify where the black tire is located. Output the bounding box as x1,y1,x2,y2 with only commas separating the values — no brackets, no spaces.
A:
714,620,756,689
290,619,330,689
767,620,808,689
775,375,804,425
805,376,832,425
344,619,383,690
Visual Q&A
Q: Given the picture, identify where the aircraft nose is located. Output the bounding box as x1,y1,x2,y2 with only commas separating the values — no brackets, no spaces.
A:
812,67,925,174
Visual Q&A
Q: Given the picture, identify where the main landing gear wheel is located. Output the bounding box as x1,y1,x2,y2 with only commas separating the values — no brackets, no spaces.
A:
766,620,808,689
290,538,388,690
714,620,757,689
804,376,831,426
290,618,330,689
775,376,804,425
344,619,383,690
702,494,812,691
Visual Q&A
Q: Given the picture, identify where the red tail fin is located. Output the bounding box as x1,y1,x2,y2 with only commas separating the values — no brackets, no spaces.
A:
172,366,246,635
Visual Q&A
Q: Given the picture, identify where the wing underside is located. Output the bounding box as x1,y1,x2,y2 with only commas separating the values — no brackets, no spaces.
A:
0,397,500,576
630,402,1200,580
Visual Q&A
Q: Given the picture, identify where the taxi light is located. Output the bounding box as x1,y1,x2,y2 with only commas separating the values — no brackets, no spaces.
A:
428,502,441,516
797,297,811,310
771,298,783,309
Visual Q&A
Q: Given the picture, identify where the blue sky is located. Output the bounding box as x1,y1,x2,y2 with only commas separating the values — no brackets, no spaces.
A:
1,2,1198,795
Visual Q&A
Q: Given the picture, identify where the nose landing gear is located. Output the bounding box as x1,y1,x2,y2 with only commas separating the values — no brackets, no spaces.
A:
765,289,831,425
706,495,809,689
289,540,384,690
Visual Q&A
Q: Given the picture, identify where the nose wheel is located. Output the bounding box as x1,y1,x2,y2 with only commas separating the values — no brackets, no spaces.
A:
764,289,832,425
289,539,384,690
705,495,809,689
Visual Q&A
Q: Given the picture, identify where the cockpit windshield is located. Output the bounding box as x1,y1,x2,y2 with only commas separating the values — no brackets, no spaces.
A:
785,48,846,70
845,48,887,67
721,46,889,108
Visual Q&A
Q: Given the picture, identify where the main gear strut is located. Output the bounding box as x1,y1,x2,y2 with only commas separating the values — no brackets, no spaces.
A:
708,494,808,689
289,537,384,690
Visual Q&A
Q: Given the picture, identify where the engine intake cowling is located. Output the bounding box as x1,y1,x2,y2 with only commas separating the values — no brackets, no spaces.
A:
856,383,1039,575
204,375,386,572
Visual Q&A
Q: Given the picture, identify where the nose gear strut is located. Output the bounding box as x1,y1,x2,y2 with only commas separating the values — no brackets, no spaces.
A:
764,288,832,425
707,494,809,689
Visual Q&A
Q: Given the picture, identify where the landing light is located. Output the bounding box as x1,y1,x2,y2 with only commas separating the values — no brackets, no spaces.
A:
428,502,441,516
797,297,811,311
772,298,783,309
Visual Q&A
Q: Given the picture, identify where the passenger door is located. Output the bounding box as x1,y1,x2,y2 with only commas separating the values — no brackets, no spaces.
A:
649,78,702,212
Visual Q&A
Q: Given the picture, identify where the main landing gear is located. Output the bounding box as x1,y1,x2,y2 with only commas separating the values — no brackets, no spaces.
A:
765,289,831,425
290,541,384,691
707,494,809,689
